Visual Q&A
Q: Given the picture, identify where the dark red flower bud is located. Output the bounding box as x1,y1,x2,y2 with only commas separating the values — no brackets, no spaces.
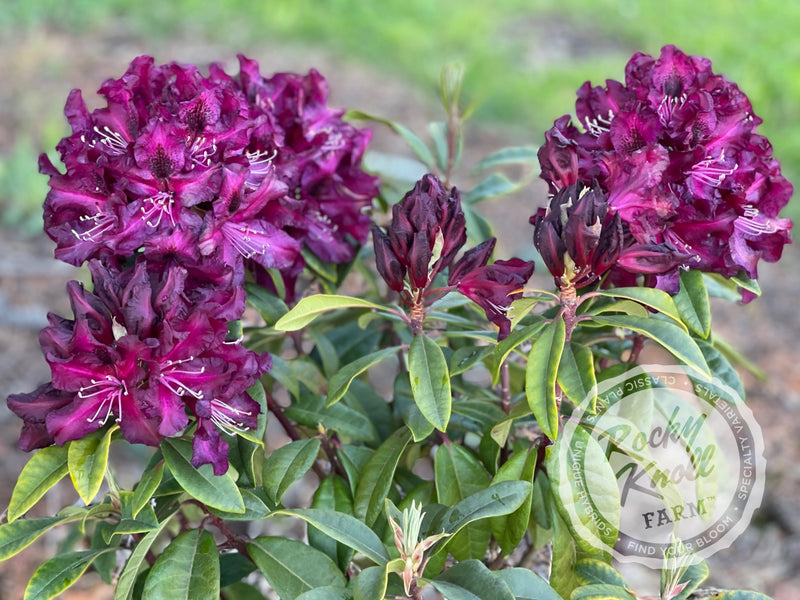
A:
372,225,405,292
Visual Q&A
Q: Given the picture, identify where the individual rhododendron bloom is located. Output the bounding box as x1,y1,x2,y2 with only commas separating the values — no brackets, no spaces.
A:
7,260,270,474
39,54,379,299
536,44,793,293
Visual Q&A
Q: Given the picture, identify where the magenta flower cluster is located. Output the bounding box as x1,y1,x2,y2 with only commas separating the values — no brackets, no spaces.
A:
372,174,534,337
9,55,379,474
535,45,792,295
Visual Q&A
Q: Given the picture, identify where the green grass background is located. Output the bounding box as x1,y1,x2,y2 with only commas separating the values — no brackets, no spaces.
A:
2,0,799,232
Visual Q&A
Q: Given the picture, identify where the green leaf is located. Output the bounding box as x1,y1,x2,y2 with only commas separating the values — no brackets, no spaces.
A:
67,425,115,504
130,461,164,519
690,339,746,403
570,583,636,600
274,294,387,331
473,145,538,171
297,587,354,600
308,475,354,570
354,428,412,526
437,481,532,537
546,426,620,556
556,341,596,409
208,488,271,521
248,536,346,600
490,448,537,556
394,371,435,442
263,439,321,505
0,516,73,560
142,529,220,600
161,438,244,513
24,548,114,600
731,270,761,297
703,592,773,600
586,314,710,377
430,559,515,600
326,346,400,406
409,333,452,431
550,507,579,600
244,281,288,325
574,558,630,587
526,316,566,440
8,445,69,522
353,564,388,600
115,510,178,600
595,287,686,329
286,395,375,442
429,120,449,172
450,345,493,377
495,567,564,600
463,172,520,204
667,559,709,600
345,110,436,168
492,319,547,383
275,508,390,564
674,269,712,338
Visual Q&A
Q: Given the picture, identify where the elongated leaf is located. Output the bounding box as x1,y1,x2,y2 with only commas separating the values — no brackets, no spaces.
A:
0,516,72,560
492,319,547,383
394,371,435,442
674,269,711,338
587,314,710,377
557,341,596,409
496,567,564,600
275,508,390,564
437,481,532,536
431,559,515,600
473,145,538,171
142,529,219,600
115,509,178,600
208,488,271,521
526,316,566,440
704,592,772,600
571,584,636,600
574,558,630,587
24,548,114,600
463,172,520,204
326,346,400,406
429,120,449,172
691,339,746,403
130,462,164,519
490,448,537,556
354,428,412,526
248,536,346,600
669,559,709,600
8,445,68,522
161,438,244,513
297,587,354,600
409,333,452,431
595,287,686,329
450,345,493,377
353,564,389,600
263,439,321,505
345,110,436,167
274,294,387,331
546,426,620,556
309,475,354,570
68,426,115,504
244,281,288,325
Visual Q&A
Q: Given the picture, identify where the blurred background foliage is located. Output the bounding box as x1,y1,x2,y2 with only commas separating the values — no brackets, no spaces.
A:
2,0,799,234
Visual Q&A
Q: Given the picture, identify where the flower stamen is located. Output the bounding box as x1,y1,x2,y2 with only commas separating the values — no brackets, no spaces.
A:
79,375,127,424
209,398,253,434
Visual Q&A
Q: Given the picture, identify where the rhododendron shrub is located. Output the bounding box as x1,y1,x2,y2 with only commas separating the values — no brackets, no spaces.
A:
2,49,790,600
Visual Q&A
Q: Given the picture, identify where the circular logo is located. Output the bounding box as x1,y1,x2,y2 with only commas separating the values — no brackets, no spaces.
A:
553,364,765,568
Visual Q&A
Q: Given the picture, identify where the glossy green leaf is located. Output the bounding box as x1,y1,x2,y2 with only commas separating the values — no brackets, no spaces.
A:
24,548,114,600
495,567,564,600
429,120,449,172
587,314,710,377
437,481,532,538
473,145,538,170
354,427,412,526
450,345,493,377
492,319,547,384
8,445,68,522
549,507,579,600
525,316,566,440
557,341,596,410
274,294,386,331
142,529,220,600
326,346,400,406
275,508,390,564
115,509,178,600
0,516,72,560
130,461,164,519
308,475,354,570
570,584,636,600
703,592,772,600
244,281,288,325
546,426,620,556
409,333,452,431
345,110,436,167
286,395,375,442
595,287,686,329
353,564,389,600
674,269,712,338
490,401,532,447
463,172,520,204
248,536,346,600
731,270,761,297
297,587,354,600
208,488,271,521
161,438,244,513
263,439,321,505
222,581,271,600
394,371,435,442
490,448,536,556
430,559,515,600
574,558,630,587
67,425,115,504
690,339,746,404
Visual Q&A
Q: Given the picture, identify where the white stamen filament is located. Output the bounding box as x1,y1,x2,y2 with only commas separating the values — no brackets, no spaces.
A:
584,109,614,137
140,191,176,227
223,223,269,258
689,150,737,187
79,376,127,424
71,212,114,242
92,125,128,155
734,205,778,236
658,93,688,126
188,135,217,168
159,357,205,399
210,398,253,434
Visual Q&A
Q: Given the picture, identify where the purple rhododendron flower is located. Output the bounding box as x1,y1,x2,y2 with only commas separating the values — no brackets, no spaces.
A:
536,44,793,293
39,54,379,299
